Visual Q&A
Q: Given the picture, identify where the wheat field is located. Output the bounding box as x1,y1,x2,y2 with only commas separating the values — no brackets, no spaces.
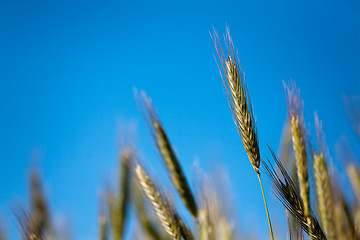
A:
2,28,360,240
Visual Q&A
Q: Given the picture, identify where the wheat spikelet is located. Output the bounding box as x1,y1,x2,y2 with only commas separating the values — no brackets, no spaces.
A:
212,28,260,174
135,164,180,240
262,147,326,240
137,92,198,218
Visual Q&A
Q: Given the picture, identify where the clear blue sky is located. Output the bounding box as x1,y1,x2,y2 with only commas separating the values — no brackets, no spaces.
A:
0,0,359,239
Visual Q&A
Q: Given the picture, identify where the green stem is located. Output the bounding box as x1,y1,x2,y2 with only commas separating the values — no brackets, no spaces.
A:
258,174,274,240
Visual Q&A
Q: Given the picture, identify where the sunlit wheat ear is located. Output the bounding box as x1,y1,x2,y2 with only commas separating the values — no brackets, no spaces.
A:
133,181,164,240
135,164,181,240
212,27,274,239
107,149,131,240
262,147,326,240
284,81,311,231
136,92,198,218
313,113,335,239
212,28,260,174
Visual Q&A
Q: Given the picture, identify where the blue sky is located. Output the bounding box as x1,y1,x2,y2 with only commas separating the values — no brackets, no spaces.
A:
0,0,359,239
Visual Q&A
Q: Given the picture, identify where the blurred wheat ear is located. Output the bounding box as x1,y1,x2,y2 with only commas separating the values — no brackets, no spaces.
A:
107,149,131,240
313,113,335,239
284,81,312,235
136,92,198,219
12,169,54,240
133,180,164,240
135,164,181,240
212,27,274,240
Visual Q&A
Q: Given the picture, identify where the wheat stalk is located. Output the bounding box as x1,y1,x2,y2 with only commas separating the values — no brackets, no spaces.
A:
137,92,198,218
135,164,181,240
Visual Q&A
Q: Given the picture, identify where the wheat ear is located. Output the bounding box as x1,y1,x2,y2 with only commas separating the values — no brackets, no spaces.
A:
313,113,335,239
29,170,53,238
212,28,260,174
135,164,181,240
212,27,273,240
133,182,163,240
137,92,198,218
284,81,312,236
313,152,335,239
263,147,326,240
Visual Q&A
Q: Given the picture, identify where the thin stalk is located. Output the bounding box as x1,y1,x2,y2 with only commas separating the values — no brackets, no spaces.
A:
258,174,274,240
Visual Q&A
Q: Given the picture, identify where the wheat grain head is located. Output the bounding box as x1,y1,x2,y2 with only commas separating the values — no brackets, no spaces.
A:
135,164,180,240
212,28,260,174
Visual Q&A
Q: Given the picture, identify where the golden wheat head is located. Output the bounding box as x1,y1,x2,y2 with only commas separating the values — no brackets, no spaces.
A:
212,28,260,174
135,164,181,240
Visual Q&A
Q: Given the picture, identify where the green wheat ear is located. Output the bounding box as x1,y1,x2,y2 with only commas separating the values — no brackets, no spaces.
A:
137,91,198,219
